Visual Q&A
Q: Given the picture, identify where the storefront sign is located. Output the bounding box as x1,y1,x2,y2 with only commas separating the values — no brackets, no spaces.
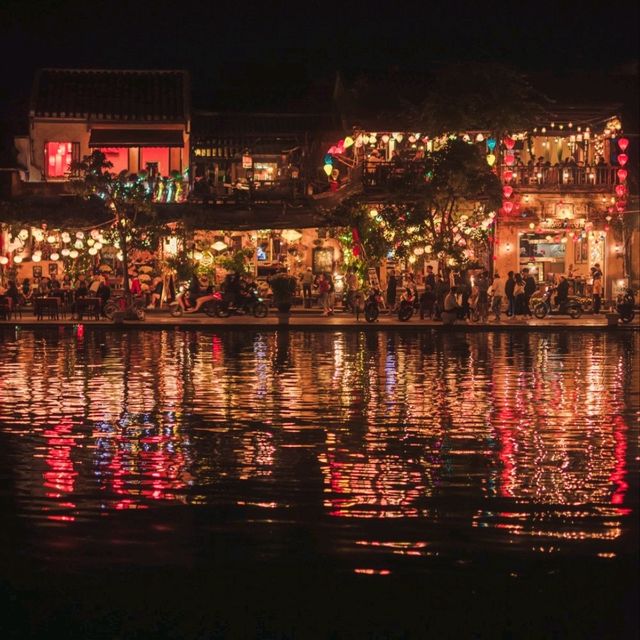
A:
242,155,253,169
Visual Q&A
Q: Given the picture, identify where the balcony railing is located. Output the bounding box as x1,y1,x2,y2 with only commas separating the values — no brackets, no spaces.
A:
362,161,618,191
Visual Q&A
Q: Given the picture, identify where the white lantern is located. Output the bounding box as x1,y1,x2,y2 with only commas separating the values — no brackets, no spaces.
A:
87,238,95,246
32,254,42,262
69,250,79,259
61,248,70,257
88,247,98,255
76,231,85,239
212,241,228,252
116,252,124,261
74,240,83,249
193,251,203,261
18,229,29,240
50,253,60,261
281,229,302,243
90,229,100,239
13,255,23,263
33,229,44,242
61,232,71,243
94,243,103,251
47,235,57,244
0,256,8,265
425,245,432,253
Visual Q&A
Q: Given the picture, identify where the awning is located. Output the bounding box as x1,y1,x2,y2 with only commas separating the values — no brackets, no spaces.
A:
89,129,184,148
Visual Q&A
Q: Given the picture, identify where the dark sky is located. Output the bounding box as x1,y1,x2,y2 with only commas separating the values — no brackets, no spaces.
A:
1,0,638,132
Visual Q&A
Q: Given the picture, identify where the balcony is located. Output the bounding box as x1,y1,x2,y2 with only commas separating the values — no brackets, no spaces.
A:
507,166,617,190
361,161,618,194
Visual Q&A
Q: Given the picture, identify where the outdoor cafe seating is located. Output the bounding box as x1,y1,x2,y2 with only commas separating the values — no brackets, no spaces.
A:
73,296,101,320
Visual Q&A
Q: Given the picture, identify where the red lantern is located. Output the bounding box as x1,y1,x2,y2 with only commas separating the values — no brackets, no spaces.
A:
617,153,628,167
617,168,628,182
615,184,626,197
503,170,513,182
503,185,513,198
503,201,514,214
616,201,626,213
504,153,515,166
504,136,515,150
618,138,629,151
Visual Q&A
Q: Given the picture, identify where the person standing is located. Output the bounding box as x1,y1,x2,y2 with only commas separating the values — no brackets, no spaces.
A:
434,274,448,320
476,271,490,322
522,268,537,317
386,271,397,311
326,273,335,315
425,265,436,292
345,269,358,312
513,273,526,316
301,268,314,308
505,271,515,317
318,274,330,316
490,272,505,321
591,264,603,314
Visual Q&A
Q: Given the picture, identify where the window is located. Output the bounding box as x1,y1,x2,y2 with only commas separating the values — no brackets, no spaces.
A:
100,147,128,174
253,162,278,183
140,147,170,176
45,142,79,178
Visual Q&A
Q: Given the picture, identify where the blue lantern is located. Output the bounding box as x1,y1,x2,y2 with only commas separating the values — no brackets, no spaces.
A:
324,154,333,165
487,138,497,151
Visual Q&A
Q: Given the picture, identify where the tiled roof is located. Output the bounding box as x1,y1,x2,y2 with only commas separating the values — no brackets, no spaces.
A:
192,111,339,143
31,69,189,122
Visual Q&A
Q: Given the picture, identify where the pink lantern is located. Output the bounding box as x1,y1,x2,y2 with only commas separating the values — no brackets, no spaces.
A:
615,184,626,197
616,201,626,212
503,170,513,182
504,153,515,166
618,138,629,151
503,201,514,214
617,153,628,167
504,136,515,150
617,168,628,182
503,185,513,198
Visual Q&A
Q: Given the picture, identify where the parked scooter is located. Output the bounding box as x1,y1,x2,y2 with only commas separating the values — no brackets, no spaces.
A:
364,289,384,322
397,289,415,322
215,286,268,318
617,288,635,323
532,286,582,319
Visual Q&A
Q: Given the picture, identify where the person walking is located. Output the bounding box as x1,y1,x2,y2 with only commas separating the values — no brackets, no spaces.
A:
505,271,515,317
490,272,505,321
522,268,536,317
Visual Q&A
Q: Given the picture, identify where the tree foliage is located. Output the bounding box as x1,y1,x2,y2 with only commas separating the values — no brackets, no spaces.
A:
337,140,502,272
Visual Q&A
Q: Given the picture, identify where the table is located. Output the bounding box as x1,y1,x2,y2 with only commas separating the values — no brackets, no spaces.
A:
74,297,101,320
34,297,61,320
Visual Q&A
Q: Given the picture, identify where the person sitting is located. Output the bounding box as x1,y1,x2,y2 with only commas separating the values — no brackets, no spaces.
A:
441,286,459,325
147,276,164,309
186,275,215,313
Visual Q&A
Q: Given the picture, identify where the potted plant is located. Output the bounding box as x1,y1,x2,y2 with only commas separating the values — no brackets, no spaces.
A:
269,271,298,313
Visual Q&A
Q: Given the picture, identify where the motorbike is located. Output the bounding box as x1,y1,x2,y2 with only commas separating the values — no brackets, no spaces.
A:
170,290,219,317
532,287,583,319
616,289,635,323
103,295,146,320
364,289,384,323
215,286,268,318
397,296,414,321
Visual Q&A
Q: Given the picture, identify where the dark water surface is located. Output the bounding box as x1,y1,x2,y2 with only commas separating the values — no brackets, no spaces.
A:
0,327,638,638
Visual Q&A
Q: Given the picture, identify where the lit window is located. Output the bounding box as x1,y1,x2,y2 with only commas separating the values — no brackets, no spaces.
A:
45,142,78,178
140,147,170,176
100,148,129,174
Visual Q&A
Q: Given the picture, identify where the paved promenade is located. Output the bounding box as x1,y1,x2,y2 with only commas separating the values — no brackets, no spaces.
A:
1,308,638,331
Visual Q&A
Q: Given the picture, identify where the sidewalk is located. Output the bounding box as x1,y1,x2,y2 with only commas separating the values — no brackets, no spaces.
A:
2,308,638,331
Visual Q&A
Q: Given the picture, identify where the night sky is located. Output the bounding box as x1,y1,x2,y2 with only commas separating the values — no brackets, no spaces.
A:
0,0,638,144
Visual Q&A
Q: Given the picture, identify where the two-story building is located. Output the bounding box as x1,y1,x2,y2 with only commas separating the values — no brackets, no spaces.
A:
16,68,190,185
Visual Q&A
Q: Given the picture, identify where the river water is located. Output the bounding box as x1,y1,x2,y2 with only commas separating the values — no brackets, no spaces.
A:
0,327,637,638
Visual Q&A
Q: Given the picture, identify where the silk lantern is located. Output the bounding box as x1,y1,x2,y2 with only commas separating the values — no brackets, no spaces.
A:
503,201,514,214
617,153,628,167
504,136,515,150
615,184,626,197
618,138,629,151
486,154,496,167
323,164,333,176
503,170,513,182
504,153,515,166
617,169,628,182
487,138,497,151
503,185,513,198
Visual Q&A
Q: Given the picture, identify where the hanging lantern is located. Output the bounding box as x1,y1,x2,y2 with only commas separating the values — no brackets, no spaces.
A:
69,250,79,259
394,133,404,143
32,229,44,242
0,256,8,265
486,153,496,167
618,138,629,151
50,252,60,261
475,133,484,142
324,154,333,165
47,235,56,244
381,134,390,144
13,255,23,263
343,136,354,148
616,201,626,213
503,185,513,198
212,240,228,252
504,136,515,149
61,248,70,257
503,201,514,214
18,229,29,240
503,170,513,182
323,164,333,176
504,153,515,166
487,138,497,151
615,184,627,197
617,168,628,182
74,240,83,249
617,153,628,167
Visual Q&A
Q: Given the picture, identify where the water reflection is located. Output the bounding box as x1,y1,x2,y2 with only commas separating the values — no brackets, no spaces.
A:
0,328,637,564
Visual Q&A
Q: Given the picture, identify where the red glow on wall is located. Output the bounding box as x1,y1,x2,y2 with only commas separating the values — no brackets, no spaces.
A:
46,142,72,178
140,147,170,175
100,147,129,174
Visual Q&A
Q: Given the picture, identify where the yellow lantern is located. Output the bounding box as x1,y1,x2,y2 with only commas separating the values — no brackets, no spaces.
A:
323,163,333,176
343,136,354,148
486,154,496,167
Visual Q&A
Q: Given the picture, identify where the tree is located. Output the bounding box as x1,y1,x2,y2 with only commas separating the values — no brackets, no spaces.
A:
337,139,502,274
71,151,154,301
